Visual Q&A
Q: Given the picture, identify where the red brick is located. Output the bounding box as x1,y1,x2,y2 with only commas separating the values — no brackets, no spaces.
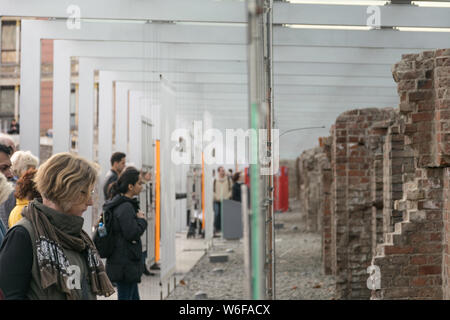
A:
418,265,441,275
411,112,434,122
411,276,428,286
410,256,427,265
384,246,414,255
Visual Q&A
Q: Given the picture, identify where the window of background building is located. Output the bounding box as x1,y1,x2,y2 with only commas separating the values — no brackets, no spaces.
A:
0,86,15,118
0,86,15,132
70,84,76,130
1,20,17,64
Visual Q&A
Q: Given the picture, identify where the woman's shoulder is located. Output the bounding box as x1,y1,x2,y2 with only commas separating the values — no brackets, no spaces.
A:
2,222,33,250
113,199,136,214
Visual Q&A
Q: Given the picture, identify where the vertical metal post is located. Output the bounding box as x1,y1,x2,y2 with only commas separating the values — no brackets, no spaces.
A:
247,0,266,300
263,0,275,300
241,184,252,299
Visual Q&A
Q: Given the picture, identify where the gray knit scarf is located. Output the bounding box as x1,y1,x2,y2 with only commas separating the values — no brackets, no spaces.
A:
22,199,115,299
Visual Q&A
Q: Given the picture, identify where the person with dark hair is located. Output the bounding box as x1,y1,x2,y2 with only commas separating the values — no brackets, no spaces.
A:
7,119,19,135
103,152,126,199
231,171,244,202
104,166,147,300
0,172,13,244
8,168,41,228
0,143,13,238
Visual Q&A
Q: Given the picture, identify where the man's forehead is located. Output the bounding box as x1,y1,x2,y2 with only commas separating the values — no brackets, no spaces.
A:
0,152,11,165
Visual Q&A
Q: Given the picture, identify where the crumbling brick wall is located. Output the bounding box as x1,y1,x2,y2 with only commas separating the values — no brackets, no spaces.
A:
296,137,333,273
297,147,323,232
371,48,450,300
293,48,450,300
367,120,391,257
319,136,333,275
331,108,395,299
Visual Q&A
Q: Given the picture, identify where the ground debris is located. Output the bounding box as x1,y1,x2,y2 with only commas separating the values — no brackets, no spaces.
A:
167,200,336,300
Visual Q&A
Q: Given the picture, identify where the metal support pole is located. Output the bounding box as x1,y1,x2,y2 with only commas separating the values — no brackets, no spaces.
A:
263,0,275,300
247,0,266,300
241,184,252,299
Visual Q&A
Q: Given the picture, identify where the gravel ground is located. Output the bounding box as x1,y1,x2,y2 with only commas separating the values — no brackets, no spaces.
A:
167,200,336,300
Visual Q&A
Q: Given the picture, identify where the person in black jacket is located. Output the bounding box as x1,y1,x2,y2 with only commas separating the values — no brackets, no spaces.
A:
231,171,244,202
104,167,147,300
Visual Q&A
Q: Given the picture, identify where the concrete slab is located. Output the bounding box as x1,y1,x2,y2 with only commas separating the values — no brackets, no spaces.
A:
209,254,229,263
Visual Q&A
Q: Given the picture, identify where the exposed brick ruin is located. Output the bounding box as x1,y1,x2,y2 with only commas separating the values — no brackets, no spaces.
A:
372,49,450,300
296,48,450,299
331,108,395,299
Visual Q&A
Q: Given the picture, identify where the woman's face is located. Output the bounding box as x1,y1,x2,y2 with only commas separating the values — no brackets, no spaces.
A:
129,177,144,197
67,187,94,217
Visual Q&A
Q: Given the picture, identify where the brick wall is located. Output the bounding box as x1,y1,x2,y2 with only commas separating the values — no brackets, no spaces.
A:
297,137,332,273
331,108,395,299
291,48,450,300
297,147,323,232
319,136,333,275
367,120,391,257
371,48,450,300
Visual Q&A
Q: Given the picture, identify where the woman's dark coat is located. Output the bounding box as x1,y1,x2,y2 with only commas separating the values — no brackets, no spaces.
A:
104,195,147,284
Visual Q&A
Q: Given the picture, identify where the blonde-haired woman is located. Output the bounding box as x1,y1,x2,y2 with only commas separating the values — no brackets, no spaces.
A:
0,152,114,300
10,150,39,180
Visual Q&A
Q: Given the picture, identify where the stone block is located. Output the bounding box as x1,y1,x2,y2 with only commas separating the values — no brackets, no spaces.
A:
209,254,229,263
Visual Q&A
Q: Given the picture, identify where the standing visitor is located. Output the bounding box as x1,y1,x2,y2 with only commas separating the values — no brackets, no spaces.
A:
10,150,39,180
213,166,232,236
231,171,245,202
0,153,115,299
0,143,14,231
0,172,13,244
103,152,126,199
8,168,41,228
104,167,147,300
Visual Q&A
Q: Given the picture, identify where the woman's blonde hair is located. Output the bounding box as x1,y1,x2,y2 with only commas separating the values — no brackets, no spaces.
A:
11,150,39,178
34,152,99,212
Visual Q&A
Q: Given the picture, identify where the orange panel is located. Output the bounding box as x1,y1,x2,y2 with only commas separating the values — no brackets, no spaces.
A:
202,152,205,230
155,140,161,262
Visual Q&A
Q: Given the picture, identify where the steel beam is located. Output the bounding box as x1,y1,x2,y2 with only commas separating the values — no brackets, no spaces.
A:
3,1,450,28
